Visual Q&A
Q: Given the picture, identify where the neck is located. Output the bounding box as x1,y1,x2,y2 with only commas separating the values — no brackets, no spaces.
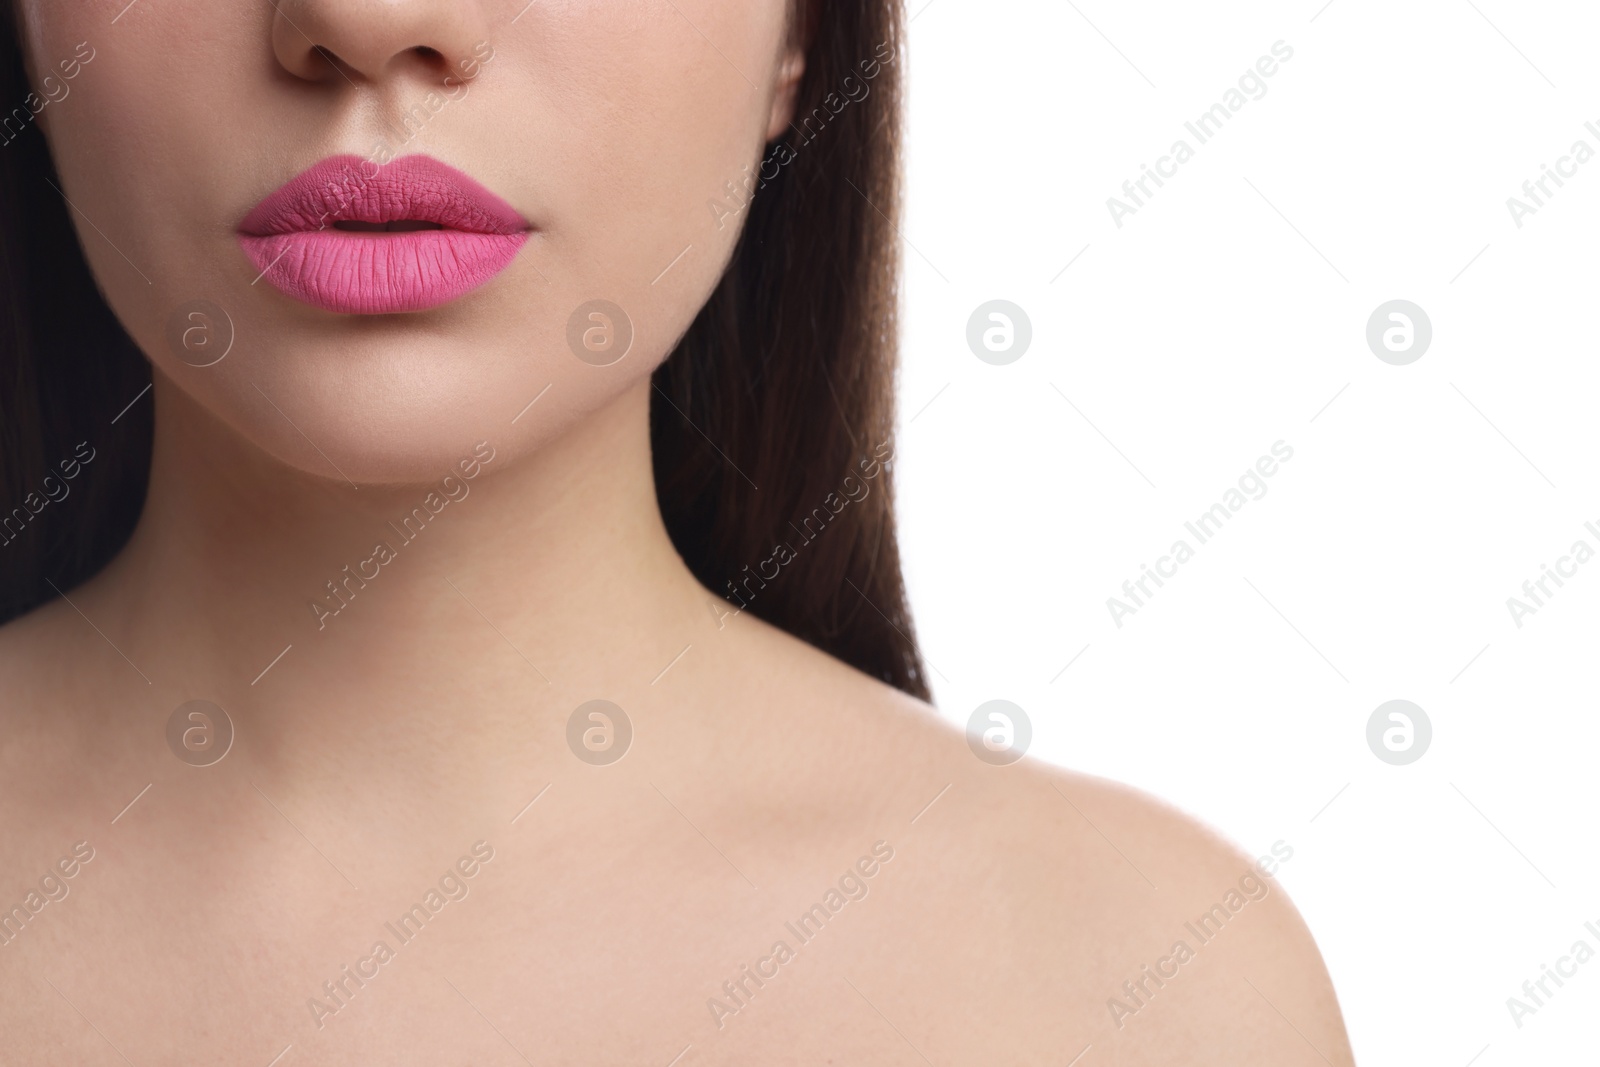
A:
89,369,708,753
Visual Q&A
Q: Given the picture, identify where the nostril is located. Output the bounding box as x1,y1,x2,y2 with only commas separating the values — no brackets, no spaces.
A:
398,45,451,77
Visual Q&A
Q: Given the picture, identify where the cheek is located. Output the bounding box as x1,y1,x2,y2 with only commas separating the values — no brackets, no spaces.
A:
510,0,778,346
35,3,286,359
463,0,782,465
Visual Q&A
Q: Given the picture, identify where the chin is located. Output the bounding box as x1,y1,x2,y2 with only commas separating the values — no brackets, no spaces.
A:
171,330,651,488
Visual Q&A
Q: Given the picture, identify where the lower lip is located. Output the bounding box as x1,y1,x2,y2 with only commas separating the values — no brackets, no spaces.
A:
239,228,529,316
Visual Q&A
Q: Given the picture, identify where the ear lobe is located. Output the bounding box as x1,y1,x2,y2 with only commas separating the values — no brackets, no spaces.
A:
765,46,806,143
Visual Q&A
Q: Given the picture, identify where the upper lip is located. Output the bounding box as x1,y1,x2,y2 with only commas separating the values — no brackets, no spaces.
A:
239,154,529,237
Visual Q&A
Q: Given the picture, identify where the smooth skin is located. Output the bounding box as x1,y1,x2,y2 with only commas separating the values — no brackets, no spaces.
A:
0,1,1355,1063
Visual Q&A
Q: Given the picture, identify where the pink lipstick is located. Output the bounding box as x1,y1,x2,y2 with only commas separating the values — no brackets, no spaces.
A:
239,155,529,315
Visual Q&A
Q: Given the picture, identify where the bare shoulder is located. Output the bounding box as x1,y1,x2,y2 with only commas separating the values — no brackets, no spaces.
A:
721,621,1354,1064
0,598,126,838
0,594,111,732
993,765,1355,1064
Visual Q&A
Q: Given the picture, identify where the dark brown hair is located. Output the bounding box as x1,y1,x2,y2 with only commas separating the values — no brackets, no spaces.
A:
0,1,929,700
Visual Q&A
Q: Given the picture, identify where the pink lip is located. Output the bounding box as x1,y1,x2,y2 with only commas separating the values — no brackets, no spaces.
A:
239,154,530,315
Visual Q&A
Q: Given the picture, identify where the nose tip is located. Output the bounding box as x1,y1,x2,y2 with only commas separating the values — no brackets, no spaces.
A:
270,0,489,85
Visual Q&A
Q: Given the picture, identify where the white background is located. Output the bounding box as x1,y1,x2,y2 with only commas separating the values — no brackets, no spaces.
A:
896,1,1600,1063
